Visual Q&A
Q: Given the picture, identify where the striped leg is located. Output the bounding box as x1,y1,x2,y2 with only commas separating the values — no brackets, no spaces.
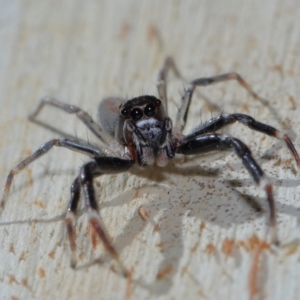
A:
177,134,280,244
157,56,183,113
78,158,134,276
184,113,300,168
29,96,114,145
176,72,269,132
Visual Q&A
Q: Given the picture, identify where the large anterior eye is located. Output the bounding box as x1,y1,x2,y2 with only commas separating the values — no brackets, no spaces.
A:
130,108,143,121
121,108,129,117
144,104,156,117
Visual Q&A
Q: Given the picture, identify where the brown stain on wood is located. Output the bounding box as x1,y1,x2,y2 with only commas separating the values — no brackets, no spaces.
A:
9,275,17,285
248,236,269,300
37,268,45,278
156,265,173,280
222,238,235,258
9,243,15,254
205,244,215,255
33,200,45,209
125,268,134,300
18,252,26,262
138,206,149,221
48,250,55,259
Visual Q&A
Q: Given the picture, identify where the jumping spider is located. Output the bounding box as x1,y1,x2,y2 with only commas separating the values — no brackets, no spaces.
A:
1,57,299,276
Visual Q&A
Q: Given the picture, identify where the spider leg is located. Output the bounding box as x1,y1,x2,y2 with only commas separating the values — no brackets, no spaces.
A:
80,158,134,276
176,72,269,132
29,96,115,146
0,138,106,212
157,56,184,113
184,113,300,168
65,177,81,268
176,134,278,244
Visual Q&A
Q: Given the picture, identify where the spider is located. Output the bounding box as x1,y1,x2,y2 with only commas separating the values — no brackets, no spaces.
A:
1,57,299,277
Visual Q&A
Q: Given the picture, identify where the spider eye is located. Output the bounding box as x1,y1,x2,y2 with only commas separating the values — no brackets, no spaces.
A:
121,108,129,117
155,99,161,107
130,108,143,121
144,104,156,117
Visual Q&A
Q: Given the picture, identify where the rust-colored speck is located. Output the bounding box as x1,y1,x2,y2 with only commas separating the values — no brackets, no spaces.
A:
25,168,33,186
133,189,140,199
222,238,235,258
205,244,215,255
138,206,149,221
156,265,173,280
285,244,298,256
288,96,296,110
11,296,19,300
181,266,188,275
118,21,130,40
248,236,270,300
9,275,17,285
21,278,28,287
9,243,15,254
238,240,246,248
247,235,270,252
33,200,45,209
48,250,55,259
153,224,160,232
125,268,134,300
18,252,26,262
156,242,164,249
37,268,45,278
200,222,206,231
272,64,283,73
24,148,32,157
241,103,250,113
284,158,293,168
147,24,163,47
110,264,117,274
191,242,199,253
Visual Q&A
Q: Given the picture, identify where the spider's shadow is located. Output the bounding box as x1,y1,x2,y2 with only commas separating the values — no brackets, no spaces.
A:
2,151,300,296
81,157,300,295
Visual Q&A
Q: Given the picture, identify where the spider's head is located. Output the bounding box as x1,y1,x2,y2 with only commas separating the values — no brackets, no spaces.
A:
119,95,166,123
120,96,172,166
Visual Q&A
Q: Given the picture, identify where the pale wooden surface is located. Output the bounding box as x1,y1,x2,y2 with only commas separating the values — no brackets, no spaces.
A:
1,1,300,299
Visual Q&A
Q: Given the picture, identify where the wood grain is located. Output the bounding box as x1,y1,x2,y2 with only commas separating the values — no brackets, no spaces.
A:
0,1,300,299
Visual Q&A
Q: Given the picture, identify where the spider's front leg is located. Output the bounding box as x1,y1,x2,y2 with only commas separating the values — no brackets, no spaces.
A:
66,157,134,276
0,138,104,211
176,134,278,244
29,96,114,146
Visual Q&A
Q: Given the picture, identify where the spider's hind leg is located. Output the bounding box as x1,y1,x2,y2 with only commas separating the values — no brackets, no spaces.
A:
176,72,269,133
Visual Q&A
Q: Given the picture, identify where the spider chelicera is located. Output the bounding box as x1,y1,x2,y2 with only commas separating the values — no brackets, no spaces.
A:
1,57,299,276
